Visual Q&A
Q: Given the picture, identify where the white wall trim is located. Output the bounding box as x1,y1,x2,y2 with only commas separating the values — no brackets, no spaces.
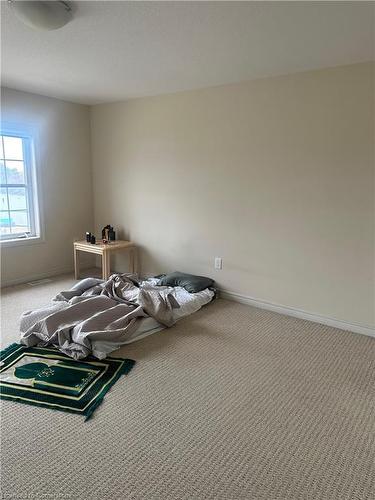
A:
1,265,74,288
220,289,375,338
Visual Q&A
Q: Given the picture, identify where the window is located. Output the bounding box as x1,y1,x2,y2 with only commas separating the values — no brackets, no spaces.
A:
0,132,40,242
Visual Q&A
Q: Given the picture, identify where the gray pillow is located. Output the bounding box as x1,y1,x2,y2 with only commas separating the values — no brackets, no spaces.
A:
158,271,214,293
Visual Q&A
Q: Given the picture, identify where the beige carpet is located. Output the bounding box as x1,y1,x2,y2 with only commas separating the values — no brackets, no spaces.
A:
1,274,374,500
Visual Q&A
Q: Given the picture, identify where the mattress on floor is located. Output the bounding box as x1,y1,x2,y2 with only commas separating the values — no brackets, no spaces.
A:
124,281,215,343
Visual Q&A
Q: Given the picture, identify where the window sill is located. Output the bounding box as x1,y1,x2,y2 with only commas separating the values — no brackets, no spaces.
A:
0,236,45,248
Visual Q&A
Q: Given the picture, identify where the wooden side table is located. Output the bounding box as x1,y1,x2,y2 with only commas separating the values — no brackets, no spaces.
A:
73,240,137,280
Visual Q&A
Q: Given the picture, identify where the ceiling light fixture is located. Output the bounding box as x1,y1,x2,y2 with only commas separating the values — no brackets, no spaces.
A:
8,1,73,31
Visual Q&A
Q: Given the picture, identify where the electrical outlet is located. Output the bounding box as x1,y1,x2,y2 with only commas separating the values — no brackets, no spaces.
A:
214,257,222,270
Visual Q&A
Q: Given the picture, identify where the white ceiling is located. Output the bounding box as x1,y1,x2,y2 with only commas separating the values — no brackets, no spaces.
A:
1,1,374,105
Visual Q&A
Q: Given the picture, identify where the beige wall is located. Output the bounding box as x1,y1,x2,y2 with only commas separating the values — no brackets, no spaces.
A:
91,63,374,328
1,88,93,285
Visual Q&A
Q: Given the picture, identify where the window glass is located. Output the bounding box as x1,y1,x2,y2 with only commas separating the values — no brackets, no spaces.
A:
0,133,39,241
0,161,6,184
5,160,25,184
3,136,23,160
0,187,8,210
0,211,11,236
10,210,29,233
8,187,27,210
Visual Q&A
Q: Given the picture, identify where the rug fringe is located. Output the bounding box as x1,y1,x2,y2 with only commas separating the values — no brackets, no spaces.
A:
84,359,136,421
84,396,105,421
119,358,136,375
0,342,22,359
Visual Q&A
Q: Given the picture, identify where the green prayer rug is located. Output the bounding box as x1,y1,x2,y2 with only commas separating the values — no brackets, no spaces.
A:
0,343,135,420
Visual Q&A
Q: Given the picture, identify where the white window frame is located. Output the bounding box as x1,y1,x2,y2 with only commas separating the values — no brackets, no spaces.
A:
0,125,44,247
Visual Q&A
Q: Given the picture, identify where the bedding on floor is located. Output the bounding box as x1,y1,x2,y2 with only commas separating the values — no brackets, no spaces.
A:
19,273,215,360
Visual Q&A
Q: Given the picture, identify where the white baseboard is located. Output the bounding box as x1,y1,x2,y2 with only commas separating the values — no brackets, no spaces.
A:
1,266,74,288
219,289,375,338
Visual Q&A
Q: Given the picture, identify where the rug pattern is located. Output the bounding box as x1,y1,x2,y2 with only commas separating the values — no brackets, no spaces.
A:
0,343,135,420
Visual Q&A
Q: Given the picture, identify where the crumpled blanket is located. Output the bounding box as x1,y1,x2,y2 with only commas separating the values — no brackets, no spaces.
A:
20,274,180,360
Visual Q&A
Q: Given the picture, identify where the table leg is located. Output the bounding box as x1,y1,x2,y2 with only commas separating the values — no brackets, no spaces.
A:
74,247,80,279
102,252,111,280
129,247,136,274
107,252,111,279
102,253,106,280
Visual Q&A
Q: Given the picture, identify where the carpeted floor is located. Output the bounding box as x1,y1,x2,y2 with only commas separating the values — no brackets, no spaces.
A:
1,273,374,500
